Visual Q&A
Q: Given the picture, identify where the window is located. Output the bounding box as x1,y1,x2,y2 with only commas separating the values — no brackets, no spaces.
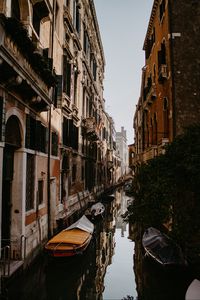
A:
52,132,58,156
91,57,97,81
163,97,169,137
63,118,79,150
73,68,78,106
32,1,49,37
81,163,84,181
73,0,81,34
38,179,44,205
83,29,90,59
26,154,35,211
26,116,47,153
55,2,60,33
72,164,77,182
159,0,166,21
36,122,47,153
33,4,41,36
11,0,20,21
63,55,71,97
145,27,156,59
152,114,158,145
26,115,37,150
65,0,70,7
0,97,4,141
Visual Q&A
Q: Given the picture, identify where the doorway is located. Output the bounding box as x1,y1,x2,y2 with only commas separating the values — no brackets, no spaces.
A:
1,115,21,245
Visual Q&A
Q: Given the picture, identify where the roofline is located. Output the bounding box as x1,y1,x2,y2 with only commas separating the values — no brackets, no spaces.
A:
143,0,159,50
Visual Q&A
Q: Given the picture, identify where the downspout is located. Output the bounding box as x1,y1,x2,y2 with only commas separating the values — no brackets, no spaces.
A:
47,0,56,239
168,0,176,138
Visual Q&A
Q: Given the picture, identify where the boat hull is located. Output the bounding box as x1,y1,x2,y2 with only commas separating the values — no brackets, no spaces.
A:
142,227,187,267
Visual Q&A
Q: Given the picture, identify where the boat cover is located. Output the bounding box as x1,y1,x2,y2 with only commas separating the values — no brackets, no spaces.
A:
142,227,186,266
65,215,94,234
142,227,167,248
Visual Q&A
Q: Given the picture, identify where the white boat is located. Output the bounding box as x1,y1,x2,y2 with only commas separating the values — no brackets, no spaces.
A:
185,279,200,300
90,202,105,217
85,202,105,220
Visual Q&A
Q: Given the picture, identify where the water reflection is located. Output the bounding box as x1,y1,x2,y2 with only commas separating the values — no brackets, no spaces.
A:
4,190,137,300
134,230,196,300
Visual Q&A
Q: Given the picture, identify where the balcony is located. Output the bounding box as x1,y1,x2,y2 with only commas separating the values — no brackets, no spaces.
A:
0,16,56,87
82,117,99,141
142,146,158,162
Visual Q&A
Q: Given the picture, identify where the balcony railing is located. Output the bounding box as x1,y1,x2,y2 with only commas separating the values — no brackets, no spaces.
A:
142,146,158,162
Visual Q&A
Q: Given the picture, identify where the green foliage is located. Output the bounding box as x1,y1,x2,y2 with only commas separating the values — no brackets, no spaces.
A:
125,124,200,247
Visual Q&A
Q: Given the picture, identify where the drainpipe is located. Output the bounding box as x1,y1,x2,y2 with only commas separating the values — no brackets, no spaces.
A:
168,0,176,139
47,0,56,239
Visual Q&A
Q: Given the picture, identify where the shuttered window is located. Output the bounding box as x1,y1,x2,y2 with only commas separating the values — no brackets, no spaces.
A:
26,153,35,211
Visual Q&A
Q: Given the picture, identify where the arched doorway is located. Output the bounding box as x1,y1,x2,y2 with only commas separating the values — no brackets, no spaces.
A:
2,115,21,245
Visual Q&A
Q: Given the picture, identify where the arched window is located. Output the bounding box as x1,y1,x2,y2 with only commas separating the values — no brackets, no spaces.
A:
32,1,49,37
5,115,21,148
153,113,157,145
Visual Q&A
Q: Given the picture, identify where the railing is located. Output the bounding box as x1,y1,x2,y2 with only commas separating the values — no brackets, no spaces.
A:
0,235,27,278
0,245,11,277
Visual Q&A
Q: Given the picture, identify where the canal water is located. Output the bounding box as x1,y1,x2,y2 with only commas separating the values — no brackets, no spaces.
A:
2,190,137,300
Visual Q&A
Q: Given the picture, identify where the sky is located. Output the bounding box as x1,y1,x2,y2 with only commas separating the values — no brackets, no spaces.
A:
93,0,153,144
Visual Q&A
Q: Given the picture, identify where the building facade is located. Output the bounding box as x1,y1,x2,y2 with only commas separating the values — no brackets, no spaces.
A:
134,0,200,164
116,126,129,176
0,0,118,266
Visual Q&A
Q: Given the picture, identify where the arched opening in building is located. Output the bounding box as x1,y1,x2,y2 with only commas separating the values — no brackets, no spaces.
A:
2,115,22,245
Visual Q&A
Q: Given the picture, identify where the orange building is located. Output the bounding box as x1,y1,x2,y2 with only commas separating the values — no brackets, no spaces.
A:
134,0,200,163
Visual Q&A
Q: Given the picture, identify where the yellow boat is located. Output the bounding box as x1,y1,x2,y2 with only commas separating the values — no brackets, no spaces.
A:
45,216,94,257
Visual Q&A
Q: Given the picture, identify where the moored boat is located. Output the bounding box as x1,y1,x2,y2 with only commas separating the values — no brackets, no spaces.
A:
45,215,94,257
142,227,187,267
185,279,200,300
85,202,105,220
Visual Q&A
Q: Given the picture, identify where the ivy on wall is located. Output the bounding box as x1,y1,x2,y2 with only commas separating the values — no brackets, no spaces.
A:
125,124,200,251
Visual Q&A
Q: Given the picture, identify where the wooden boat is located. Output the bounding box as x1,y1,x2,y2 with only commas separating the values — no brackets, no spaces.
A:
45,215,94,257
142,227,187,267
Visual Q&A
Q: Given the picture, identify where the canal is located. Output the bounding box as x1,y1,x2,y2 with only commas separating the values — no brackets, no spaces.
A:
2,190,137,300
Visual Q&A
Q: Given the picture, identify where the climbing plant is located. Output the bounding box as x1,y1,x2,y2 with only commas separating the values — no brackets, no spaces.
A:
125,124,200,248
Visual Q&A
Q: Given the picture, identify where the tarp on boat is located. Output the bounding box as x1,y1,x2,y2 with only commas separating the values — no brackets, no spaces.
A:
142,227,187,266
65,215,94,234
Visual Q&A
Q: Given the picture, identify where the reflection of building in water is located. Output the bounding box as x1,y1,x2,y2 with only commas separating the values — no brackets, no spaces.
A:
76,195,117,299
115,190,130,237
